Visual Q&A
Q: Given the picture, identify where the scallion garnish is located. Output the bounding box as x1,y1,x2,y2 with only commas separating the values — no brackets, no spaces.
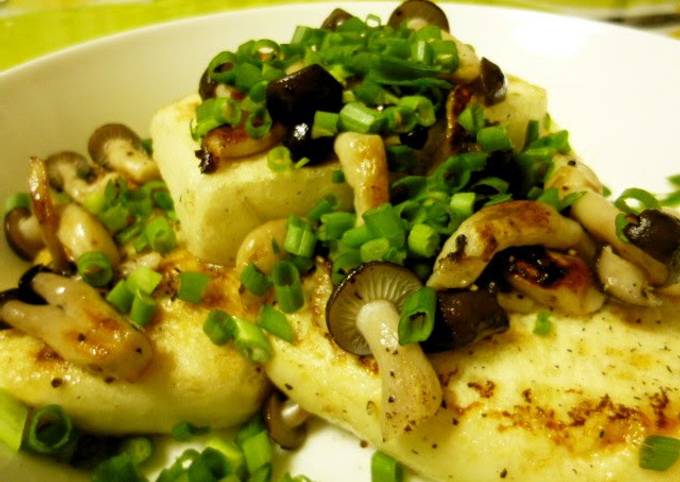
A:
207,436,247,479
533,311,552,336
271,260,304,313
267,146,293,173
178,271,211,304
331,169,346,183
311,111,340,139
106,280,134,313
477,125,512,152
398,287,436,345
399,95,436,127
245,106,273,139
26,404,75,455
0,389,28,452
171,421,211,441
258,305,295,343
76,251,114,288
363,203,405,248
371,450,403,482
284,215,317,258
119,436,154,466
615,213,631,243
241,430,273,474
127,266,162,295
407,223,439,258
341,224,372,248
129,290,156,327
192,97,242,139
231,316,272,363
241,263,273,296
614,187,660,215
360,237,391,263
457,104,484,135
92,453,145,482
203,310,235,346
3,192,30,214
339,102,384,134
318,211,356,241
144,216,177,254
640,435,680,471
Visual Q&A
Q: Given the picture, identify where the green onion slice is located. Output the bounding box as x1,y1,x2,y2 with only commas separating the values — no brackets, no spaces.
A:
129,291,156,328
271,261,304,314
241,263,273,297
614,188,660,215
398,287,436,345
127,266,162,295
76,251,114,288
26,405,75,455
371,450,403,482
0,389,28,452
267,146,293,173
640,435,680,471
533,311,552,336
178,271,211,304
106,280,134,313
258,305,295,343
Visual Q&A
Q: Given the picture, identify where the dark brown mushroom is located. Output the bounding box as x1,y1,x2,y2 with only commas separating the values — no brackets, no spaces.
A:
388,0,450,32
422,290,508,353
623,209,680,271
88,124,159,183
4,207,44,261
263,391,310,450
283,121,334,165
265,65,343,127
478,58,507,105
45,151,94,191
321,8,355,30
198,68,218,100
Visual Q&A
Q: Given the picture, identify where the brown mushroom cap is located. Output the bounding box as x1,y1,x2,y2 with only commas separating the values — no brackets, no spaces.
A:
388,0,450,32
623,209,680,268
263,391,309,450
45,151,94,190
478,58,508,106
4,207,43,261
88,123,143,166
326,262,422,355
321,8,355,30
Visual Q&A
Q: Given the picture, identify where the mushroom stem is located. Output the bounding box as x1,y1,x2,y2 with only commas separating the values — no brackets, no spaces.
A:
356,300,442,440
28,157,69,271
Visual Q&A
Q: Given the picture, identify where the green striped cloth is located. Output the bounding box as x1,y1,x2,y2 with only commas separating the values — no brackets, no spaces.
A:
0,0,678,70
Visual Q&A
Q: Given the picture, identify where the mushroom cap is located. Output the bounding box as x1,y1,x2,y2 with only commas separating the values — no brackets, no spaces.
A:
4,208,43,261
321,8,355,30
388,0,450,32
326,262,422,355
45,151,94,190
263,391,308,450
88,123,143,165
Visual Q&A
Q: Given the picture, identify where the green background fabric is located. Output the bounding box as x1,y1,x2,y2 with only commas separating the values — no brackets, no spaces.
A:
1,0,679,70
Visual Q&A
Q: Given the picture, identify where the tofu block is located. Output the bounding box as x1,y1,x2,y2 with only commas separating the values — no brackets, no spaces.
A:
150,94,353,265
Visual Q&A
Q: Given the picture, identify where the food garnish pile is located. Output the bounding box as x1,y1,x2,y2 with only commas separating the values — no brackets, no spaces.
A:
2,1,680,481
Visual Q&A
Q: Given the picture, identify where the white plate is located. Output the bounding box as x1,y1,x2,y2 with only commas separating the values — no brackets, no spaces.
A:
1,2,680,481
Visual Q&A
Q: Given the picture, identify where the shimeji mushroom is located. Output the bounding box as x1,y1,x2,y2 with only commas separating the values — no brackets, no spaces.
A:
263,390,311,450
0,269,152,381
4,203,44,261
88,123,159,183
326,262,442,440
45,151,118,205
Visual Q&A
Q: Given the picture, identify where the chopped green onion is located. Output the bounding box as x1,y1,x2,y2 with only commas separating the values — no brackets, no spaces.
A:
246,106,273,139
339,102,384,134
241,263,273,296
615,213,631,243
307,195,337,223
106,280,134,313
99,204,130,234
207,51,237,83
230,316,273,363
178,271,211,304
614,188,660,215
668,174,680,187
156,449,200,482
341,224,373,248
363,203,405,248
457,104,485,135
241,430,272,474
355,80,399,106
120,436,154,466
193,97,243,139
477,125,512,152
267,146,293,173
449,192,475,219
662,191,680,207
249,463,273,482
249,80,269,103
258,305,295,343
360,237,391,262
187,447,230,482
383,106,418,135
371,451,403,482
524,119,540,148
311,111,340,139
127,266,162,294
533,311,552,336
602,185,612,198
407,223,439,258
145,216,177,254
207,437,247,479
130,291,156,327
331,170,346,183
410,40,433,65
4,192,30,214
386,145,417,172
152,190,174,211
92,453,145,482
472,176,509,195
76,251,114,288
0,389,28,452
271,261,304,314
639,435,680,471
234,62,264,91
399,96,435,127
284,215,317,258
331,249,361,285
236,416,266,448
431,39,458,70
26,405,74,455
203,310,234,346
318,212,356,241
398,286,436,345
484,193,513,207
172,421,210,441
530,130,570,154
